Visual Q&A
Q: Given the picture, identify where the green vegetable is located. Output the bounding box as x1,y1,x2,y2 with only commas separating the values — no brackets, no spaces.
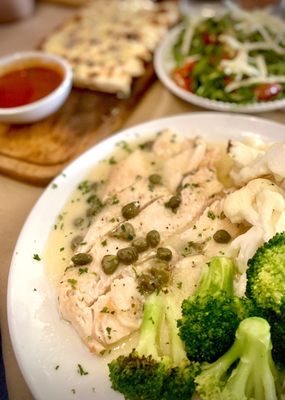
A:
195,317,280,400
86,194,104,217
149,174,162,185
245,231,285,369
71,253,93,266
267,304,285,370
73,216,84,227
178,256,259,362
172,13,285,104
146,230,160,248
213,229,231,244
108,291,200,400
165,195,181,213
117,247,138,265
122,202,140,220
132,237,149,253
70,235,83,251
101,255,120,275
246,231,285,315
137,259,171,295
156,247,172,262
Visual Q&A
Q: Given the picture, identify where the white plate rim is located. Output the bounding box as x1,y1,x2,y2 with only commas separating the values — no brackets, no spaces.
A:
154,24,285,113
7,112,285,400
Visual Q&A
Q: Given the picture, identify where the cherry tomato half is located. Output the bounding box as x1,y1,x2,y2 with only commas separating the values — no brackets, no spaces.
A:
171,60,196,91
203,32,217,45
254,83,282,101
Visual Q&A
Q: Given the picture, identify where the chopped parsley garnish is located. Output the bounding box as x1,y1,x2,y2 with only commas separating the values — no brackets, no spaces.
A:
181,241,205,257
77,364,88,376
33,254,41,261
111,195,119,205
106,326,112,339
109,156,117,165
68,278,77,289
117,140,132,153
207,210,216,220
177,282,183,289
78,180,97,195
79,267,88,275
51,183,58,189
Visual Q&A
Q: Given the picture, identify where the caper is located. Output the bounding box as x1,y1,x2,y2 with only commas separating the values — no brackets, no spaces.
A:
165,194,181,212
146,230,160,248
121,202,140,220
109,223,136,241
73,217,84,228
132,237,149,253
213,229,231,244
149,174,162,185
70,235,83,251
117,247,138,265
72,253,93,266
101,255,120,275
156,247,172,261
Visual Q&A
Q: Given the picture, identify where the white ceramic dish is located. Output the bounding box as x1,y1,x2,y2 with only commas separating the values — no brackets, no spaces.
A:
0,51,72,124
7,113,285,400
154,25,285,113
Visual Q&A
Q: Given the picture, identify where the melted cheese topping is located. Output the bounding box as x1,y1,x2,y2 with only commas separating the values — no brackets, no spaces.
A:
43,0,179,95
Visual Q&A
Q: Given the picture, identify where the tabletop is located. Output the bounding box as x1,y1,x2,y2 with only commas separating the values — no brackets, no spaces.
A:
0,2,285,400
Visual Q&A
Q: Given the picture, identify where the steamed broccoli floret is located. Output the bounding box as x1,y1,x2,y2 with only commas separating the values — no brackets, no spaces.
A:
177,256,242,362
108,291,200,400
195,317,280,400
264,302,285,371
246,231,285,314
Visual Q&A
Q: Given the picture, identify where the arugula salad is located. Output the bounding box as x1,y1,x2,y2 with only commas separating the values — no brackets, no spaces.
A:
171,8,285,104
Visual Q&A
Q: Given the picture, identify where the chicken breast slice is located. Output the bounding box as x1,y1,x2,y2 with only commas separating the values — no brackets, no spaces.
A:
80,166,223,281
58,132,226,354
59,273,143,352
104,149,152,195
170,199,241,260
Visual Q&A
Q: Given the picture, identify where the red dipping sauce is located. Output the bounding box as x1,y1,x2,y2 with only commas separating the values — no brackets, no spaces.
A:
0,65,63,108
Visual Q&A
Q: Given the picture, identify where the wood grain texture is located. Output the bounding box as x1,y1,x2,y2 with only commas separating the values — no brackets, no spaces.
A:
0,63,156,186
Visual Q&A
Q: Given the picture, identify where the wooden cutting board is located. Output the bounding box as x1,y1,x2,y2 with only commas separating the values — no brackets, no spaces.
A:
0,64,156,186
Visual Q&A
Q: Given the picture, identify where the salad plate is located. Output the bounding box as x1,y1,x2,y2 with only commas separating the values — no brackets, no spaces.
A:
154,10,285,113
7,113,285,400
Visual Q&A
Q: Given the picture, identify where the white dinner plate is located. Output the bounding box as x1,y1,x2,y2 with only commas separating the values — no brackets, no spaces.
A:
7,113,285,400
154,25,285,113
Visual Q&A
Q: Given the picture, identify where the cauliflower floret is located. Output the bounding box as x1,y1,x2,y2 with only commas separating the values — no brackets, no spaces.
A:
224,178,285,273
228,137,267,169
230,141,285,186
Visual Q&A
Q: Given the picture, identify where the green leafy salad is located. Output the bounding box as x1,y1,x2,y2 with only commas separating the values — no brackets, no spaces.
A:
171,9,285,104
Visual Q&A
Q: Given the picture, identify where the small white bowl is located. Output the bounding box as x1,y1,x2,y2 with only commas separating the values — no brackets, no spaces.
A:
0,51,72,124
